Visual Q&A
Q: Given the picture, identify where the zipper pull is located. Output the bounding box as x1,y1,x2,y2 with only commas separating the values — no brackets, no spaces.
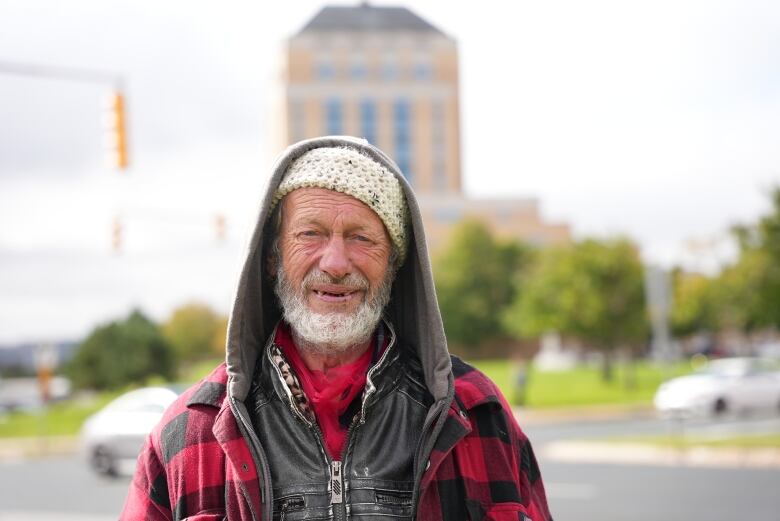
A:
330,461,343,504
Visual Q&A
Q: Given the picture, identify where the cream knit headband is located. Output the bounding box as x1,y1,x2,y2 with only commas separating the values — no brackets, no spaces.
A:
271,147,409,263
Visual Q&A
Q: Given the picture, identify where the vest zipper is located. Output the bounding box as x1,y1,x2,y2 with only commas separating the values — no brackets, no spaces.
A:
269,320,398,521
330,461,343,504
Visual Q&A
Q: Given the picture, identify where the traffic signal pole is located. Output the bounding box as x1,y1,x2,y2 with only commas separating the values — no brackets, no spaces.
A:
1,61,131,252
0,60,129,170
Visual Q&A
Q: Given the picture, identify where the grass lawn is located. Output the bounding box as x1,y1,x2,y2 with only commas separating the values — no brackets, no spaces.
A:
471,359,691,408
0,357,691,438
0,392,120,438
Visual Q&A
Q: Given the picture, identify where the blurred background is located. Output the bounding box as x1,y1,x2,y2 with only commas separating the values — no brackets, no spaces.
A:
1,1,780,520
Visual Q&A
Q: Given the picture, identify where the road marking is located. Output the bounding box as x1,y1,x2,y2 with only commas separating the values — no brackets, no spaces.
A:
545,481,598,500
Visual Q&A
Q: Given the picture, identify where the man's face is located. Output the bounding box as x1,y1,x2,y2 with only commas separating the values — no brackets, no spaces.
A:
274,187,394,350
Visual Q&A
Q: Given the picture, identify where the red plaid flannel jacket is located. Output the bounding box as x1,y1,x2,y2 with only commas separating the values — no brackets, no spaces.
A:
120,358,552,521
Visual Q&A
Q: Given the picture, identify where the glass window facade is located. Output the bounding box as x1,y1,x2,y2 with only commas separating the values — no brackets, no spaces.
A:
393,98,412,182
350,54,367,79
413,63,432,80
360,99,377,144
316,61,335,80
325,97,342,135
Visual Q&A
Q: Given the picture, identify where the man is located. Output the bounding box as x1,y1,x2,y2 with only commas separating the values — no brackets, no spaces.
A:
121,136,552,520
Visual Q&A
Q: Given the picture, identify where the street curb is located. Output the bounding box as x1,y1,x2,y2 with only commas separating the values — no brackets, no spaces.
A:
513,404,656,426
540,440,780,469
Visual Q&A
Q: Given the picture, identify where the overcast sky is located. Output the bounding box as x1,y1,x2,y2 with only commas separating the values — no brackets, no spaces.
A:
1,0,779,343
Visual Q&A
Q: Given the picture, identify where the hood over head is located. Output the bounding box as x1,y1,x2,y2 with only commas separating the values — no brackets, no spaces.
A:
224,136,452,405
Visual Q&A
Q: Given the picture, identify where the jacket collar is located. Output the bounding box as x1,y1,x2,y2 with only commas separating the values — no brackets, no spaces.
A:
186,364,229,408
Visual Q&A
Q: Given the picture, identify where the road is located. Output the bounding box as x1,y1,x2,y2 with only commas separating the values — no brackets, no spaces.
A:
0,415,778,520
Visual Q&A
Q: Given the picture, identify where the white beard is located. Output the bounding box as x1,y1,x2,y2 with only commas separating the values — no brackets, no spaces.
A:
274,264,393,357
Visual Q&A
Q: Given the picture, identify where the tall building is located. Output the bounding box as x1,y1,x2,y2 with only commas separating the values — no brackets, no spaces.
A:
280,3,569,250
282,3,461,195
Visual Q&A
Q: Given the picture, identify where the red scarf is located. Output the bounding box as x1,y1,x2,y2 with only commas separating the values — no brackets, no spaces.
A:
276,324,380,460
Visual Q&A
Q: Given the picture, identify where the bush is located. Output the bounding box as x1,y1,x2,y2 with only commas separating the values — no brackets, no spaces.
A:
66,309,175,390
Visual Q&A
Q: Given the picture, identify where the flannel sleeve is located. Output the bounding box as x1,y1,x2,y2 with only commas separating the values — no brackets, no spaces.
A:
119,434,173,521
500,392,552,521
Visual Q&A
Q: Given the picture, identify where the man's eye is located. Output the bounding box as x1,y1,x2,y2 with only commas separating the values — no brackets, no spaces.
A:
352,234,371,242
299,230,320,238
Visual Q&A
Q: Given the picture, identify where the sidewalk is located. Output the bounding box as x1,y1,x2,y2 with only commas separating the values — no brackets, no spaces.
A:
541,439,780,469
512,404,780,469
513,403,656,426
0,436,79,462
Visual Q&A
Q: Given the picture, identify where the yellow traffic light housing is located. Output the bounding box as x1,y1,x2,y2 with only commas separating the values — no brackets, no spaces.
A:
106,91,129,170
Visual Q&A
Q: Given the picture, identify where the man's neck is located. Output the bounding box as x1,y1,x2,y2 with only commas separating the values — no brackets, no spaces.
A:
290,330,372,373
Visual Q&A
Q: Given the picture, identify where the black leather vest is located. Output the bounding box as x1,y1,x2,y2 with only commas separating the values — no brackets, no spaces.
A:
247,339,433,521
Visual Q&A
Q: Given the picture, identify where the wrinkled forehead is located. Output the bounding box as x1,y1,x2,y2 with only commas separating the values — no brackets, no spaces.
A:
281,187,386,226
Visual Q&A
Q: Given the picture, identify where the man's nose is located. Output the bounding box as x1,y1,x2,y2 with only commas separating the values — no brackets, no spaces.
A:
318,235,351,279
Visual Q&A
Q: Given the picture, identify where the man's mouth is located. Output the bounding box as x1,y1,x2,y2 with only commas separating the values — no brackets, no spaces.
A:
311,287,363,303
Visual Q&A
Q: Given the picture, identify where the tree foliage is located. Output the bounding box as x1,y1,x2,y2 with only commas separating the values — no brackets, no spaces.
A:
503,238,648,379
669,188,780,338
66,309,175,390
162,302,225,362
727,187,780,330
670,270,718,337
433,219,533,352
714,248,773,332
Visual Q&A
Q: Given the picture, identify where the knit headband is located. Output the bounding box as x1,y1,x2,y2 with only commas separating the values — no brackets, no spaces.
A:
271,146,409,263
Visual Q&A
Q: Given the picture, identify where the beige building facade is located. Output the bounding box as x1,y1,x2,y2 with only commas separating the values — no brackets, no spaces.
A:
280,4,569,251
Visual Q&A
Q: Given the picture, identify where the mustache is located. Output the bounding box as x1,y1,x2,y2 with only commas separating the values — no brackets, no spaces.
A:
301,269,369,292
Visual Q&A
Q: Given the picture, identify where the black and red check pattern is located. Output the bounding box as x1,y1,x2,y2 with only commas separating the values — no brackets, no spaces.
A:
121,358,551,520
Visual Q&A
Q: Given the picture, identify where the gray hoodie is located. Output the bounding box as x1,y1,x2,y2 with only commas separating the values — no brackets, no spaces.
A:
223,135,455,477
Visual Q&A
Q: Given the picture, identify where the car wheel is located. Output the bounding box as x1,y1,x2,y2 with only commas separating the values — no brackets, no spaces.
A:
91,446,118,477
713,397,728,416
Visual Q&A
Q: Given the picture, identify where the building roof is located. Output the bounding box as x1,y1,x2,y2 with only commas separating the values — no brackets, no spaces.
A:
297,3,444,34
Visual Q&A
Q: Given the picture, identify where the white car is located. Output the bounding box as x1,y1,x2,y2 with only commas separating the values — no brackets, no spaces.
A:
80,386,179,476
654,357,780,418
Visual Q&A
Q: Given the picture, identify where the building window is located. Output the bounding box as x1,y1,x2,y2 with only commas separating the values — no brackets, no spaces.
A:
360,99,377,144
381,54,398,80
413,63,432,80
412,53,432,80
316,60,335,80
325,97,342,135
350,54,367,80
393,98,412,182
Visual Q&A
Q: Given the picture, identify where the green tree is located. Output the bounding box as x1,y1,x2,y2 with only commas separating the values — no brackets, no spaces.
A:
728,186,780,329
504,238,648,381
66,309,175,390
434,219,533,354
714,248,773,332
163,302,224,362
670,270,718,337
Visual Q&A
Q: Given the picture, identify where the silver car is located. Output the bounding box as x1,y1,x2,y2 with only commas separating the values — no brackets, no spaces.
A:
80,386,179,476
654,357,780,417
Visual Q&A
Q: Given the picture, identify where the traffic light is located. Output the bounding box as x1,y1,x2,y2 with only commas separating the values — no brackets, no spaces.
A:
105,91,129,170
